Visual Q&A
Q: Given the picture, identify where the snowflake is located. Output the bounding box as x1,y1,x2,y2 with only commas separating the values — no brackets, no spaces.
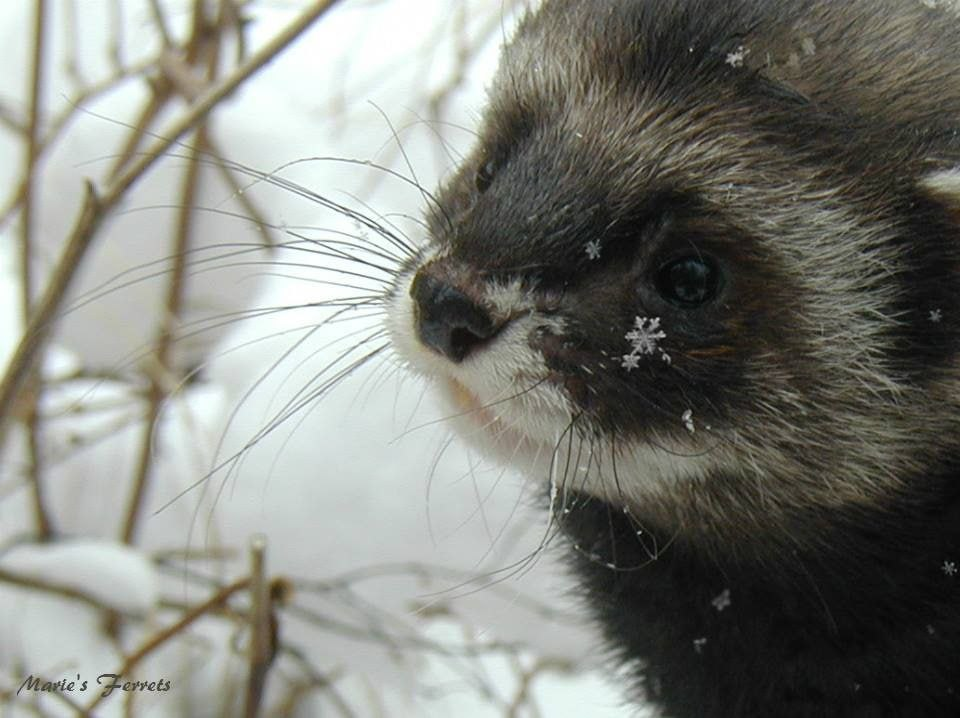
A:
693,637,708,654
711,588,731,612
682,409,695,434
626,317,666,355
622,316,670,370
930,308,943,323
624,318,667,366
725,45,749,68
942,560,957,576
585,239,602,260
801,37,817,56
350,219,371,241
621,353,641,371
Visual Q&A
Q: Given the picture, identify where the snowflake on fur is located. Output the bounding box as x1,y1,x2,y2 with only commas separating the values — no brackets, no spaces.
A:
711,588,732,612
725,45,749,68
621,316,670,369
626,316,666,355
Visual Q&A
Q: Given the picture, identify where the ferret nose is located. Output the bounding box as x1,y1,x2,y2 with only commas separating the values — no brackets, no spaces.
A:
410,271,497,362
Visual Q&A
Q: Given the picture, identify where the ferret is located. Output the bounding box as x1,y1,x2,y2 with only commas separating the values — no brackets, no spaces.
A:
384,0,960,715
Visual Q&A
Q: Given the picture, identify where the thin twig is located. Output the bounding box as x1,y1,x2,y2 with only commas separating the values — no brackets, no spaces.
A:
123,0,232,545
121,126,204,545
0,0,346,461
62,0,83,86
206,133,276,250
21,0,53,541
0,101,26,134
108,0,124,71
147,0,173,49
270,650,354,718
83,578,251,714
0,566,140,618
0,56,156,233
506,657,574,718
109,0,213,181
104,78,172,182
244,535,273,718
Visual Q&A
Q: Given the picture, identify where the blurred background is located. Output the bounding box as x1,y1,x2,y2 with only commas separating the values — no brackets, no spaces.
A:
0,1,636,716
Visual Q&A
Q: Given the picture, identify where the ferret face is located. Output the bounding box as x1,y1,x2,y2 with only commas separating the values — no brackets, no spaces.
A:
387,0,960,532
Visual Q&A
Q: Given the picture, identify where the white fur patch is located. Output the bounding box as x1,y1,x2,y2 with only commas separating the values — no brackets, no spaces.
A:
386,266,727,511
921,169,960,209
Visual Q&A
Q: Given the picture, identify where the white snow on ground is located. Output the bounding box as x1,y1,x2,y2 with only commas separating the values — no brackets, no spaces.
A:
0,1,642,715
1,539,159,614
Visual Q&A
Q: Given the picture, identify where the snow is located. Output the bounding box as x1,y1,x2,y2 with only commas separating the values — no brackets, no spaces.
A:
711,588,732,612
622,316,669,369
626,317,667,356
724,45,749,68
585,240,602,260
0,539,159,614
0,1,637,716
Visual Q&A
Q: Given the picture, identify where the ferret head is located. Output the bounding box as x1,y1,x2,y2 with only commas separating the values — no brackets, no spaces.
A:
387,0,960,542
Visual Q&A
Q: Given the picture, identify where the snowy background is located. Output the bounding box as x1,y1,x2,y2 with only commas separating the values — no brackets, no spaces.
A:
0,1,640,715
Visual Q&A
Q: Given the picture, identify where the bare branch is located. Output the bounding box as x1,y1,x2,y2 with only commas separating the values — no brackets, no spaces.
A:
121,126,204,544
0,566,140,618
83,578,251,714
20,0,53,541
244,535,274,718
0,0,346,462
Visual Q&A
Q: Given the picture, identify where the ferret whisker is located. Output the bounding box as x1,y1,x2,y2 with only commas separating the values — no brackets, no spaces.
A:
446,436,535,566
165,340,392,520
61,240,279,317
210,154,425,257
261,350,401,501
231,272,389,296
205,318,385,489
367,101,449,237
255,323,391,420
256,329,391,430
181,302,384,350
60,238,394,329
389,376,552,442
402,112,473,167
182,255,394,287
117,199,410,268
397,378,433,441
499,415,582,584
287,234,409,268
280,229,406,274
334,189,423,253
439,448,498,549
424,432,460,546
345,349,407,411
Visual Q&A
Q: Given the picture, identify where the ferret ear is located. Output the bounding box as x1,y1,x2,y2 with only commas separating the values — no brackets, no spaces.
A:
919,169,960,214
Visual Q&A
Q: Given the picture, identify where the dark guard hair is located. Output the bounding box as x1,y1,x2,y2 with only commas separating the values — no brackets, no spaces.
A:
388,0,960,715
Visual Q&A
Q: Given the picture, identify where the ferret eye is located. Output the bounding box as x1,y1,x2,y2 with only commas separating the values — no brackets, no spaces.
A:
655,255,721,308
475,159,497,193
